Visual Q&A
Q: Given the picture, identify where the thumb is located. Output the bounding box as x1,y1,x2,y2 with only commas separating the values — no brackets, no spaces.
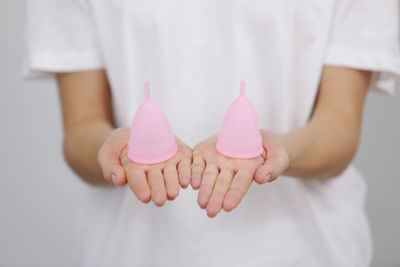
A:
254,151,288,184
254,160,273,184
97,145,127,186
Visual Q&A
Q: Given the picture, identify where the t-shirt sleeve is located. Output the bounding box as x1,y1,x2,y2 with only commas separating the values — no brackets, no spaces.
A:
324,0,400,94
24,0,104,78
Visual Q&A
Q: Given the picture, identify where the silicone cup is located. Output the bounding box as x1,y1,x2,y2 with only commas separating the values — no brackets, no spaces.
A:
216,81,263,158
127,82,178,164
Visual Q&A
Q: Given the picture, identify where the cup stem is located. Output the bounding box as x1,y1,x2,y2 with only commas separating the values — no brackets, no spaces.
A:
144,82,151,101
240,81,246,97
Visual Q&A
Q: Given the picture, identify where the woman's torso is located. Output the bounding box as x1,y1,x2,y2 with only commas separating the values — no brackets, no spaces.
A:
75,1,372,266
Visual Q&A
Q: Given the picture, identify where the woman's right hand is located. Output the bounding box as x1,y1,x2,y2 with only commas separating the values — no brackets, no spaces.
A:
97,127,192,206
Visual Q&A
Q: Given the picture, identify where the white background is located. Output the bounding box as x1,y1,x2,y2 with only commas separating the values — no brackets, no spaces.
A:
0,1,399,266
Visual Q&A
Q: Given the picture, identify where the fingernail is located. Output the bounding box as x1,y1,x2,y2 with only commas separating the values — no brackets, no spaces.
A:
263,174,271,183
111,174,117,185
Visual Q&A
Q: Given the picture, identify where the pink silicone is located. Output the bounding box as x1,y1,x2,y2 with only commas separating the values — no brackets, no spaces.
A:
127,82,178,164
216,81,263,158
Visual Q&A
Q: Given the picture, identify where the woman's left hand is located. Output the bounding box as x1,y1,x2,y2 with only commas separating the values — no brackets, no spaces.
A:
191,130,289,217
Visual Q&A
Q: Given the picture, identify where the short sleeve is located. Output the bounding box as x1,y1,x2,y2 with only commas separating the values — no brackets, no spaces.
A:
324,0,400,95
24,0,104,78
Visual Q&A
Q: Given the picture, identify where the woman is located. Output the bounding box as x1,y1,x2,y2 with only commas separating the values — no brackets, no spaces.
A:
25,0,399,266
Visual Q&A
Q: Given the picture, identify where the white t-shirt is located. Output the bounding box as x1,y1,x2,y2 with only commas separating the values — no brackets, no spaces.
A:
25,0,400,266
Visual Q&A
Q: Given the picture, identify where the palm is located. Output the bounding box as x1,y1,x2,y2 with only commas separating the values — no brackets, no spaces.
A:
99,127,192,206
191,134,266,217
120,137,192,206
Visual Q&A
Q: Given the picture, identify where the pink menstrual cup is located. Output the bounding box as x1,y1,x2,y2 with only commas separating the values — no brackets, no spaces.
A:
216,81,263,159
127,82,178,164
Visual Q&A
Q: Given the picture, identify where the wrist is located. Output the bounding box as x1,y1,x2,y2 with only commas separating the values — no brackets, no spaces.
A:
63,119,114,185
278,128,310,177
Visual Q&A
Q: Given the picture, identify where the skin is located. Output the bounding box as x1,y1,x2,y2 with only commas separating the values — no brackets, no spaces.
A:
57,70,192,205
99,129,192,206
192,130,288,217
58,70,114,185
57,66,371,216
194,67,371,217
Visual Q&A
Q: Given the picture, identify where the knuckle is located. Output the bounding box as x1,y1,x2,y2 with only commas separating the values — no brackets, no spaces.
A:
223,163,235,171
203,170,217,177
193,155,205,164
128,178,144,189
212,189,226,199
178,164,190,175
177,159,189,168
178,173,190,183
164,170,177,178
230,186,245,197
128,172,145,184
223,167,235,175
191,163,204,170
205,159,217,166
193,146,202,154
149,179,165,190
200,183,213,192
217,176,231,187
235,175,248,184
147,167,160,175
163,166,177,176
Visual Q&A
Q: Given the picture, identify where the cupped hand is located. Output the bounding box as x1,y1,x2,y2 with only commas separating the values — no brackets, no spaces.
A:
97,127,192,206
191,134,265,217
191,130,289,217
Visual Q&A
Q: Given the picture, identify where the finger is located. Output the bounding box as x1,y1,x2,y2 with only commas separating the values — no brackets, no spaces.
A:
97,146,127,186
126,167,151,203
206,169,234,217
197,163,219,209
254,160,270,184
148,168,167,207
178,158,191,188
163,165,180,200
253,145,269,184
254,150,288,184
191,151,205,190
223,169,253,212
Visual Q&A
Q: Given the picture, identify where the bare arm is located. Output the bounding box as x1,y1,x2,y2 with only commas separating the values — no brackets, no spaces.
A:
56,70,193,206
192,66,372,217
280,66,372,178
182,66,373,217
56,70,114,185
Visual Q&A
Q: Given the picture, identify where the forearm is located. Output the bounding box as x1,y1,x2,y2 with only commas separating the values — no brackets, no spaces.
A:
279,66,370,179
63,119,114,185
280,109,360,179
56,70,114,185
